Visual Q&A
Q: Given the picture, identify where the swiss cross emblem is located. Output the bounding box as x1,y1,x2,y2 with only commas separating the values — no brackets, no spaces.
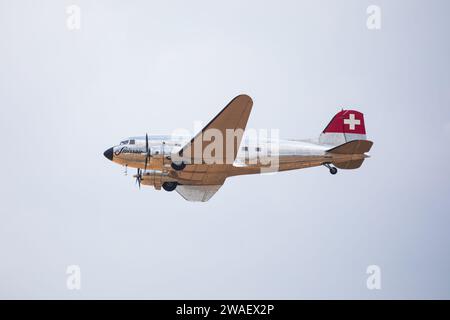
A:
343,113,360,130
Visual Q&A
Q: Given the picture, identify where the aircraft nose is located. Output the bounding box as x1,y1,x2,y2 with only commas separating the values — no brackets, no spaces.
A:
103,147,114,161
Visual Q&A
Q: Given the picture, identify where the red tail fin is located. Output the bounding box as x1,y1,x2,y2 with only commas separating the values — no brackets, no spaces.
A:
319,110,367,145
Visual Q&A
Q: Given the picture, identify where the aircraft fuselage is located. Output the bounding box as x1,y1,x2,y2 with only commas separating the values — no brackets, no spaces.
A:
105,135,365,178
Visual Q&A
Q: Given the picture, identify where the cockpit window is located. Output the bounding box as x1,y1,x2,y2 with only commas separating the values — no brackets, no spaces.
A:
120,140,129,145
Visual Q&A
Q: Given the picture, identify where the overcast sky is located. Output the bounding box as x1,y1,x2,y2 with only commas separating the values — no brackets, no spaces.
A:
0,0,449,299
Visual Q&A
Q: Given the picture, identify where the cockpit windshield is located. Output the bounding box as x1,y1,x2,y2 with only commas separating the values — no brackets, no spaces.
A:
119,139,135,145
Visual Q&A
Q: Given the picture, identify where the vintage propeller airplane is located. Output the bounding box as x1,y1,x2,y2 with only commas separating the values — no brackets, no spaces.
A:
103,94,373,201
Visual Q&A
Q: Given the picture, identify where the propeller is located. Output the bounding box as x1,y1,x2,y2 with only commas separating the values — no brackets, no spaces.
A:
135,168,142,189
144,133,150,172
135,134,150,190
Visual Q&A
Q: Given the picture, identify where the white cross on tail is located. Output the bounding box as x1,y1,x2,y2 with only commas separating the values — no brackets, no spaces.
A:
344,113,360,130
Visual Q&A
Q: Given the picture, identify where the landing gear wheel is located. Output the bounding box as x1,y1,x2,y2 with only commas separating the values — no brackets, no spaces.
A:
323,163,338,175
171,161,186,171
162,181,178,192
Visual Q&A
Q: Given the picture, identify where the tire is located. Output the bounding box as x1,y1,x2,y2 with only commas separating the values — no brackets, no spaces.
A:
162,181,178,192
330,167,338,175
171,161,186,171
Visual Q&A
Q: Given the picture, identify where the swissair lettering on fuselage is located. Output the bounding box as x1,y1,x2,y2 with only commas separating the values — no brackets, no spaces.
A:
114,146,142,156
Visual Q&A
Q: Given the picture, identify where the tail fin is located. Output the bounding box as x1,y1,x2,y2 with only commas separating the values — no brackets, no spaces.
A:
319,110,366,146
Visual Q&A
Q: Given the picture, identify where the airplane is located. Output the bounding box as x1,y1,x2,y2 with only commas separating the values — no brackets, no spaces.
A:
103,94,373,202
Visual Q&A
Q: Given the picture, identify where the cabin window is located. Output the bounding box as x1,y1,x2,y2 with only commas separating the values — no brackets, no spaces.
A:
129,139,135,145
256,147,261,152
242,146,248,151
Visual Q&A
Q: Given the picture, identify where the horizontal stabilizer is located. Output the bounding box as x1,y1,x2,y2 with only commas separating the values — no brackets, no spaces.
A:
333,159,365,169
327,140,373,154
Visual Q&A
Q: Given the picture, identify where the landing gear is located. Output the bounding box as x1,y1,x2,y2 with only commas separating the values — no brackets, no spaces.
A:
171,161,186,171
162,181,178,192
323,163,338,175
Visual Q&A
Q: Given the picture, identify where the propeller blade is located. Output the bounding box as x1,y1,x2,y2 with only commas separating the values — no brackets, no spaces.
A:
135,168,142,189
144,133,149,172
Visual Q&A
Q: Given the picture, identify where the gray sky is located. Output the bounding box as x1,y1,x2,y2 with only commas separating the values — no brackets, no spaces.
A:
0,0,449,299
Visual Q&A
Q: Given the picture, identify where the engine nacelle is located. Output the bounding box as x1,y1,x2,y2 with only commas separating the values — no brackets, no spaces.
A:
139,170,176,190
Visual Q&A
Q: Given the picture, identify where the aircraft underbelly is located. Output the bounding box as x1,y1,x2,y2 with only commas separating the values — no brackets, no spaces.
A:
229,154,330,176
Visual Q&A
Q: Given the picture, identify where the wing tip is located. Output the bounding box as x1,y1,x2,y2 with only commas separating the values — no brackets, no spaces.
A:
234,94,253,106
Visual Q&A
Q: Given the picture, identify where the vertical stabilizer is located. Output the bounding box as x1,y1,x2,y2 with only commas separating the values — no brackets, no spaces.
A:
319,110,366,145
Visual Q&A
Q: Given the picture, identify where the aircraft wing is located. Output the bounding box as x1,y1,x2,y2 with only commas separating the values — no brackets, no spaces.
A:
176,94,253,165
176,184,223,202
169,164,227,201
170,95,252,202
